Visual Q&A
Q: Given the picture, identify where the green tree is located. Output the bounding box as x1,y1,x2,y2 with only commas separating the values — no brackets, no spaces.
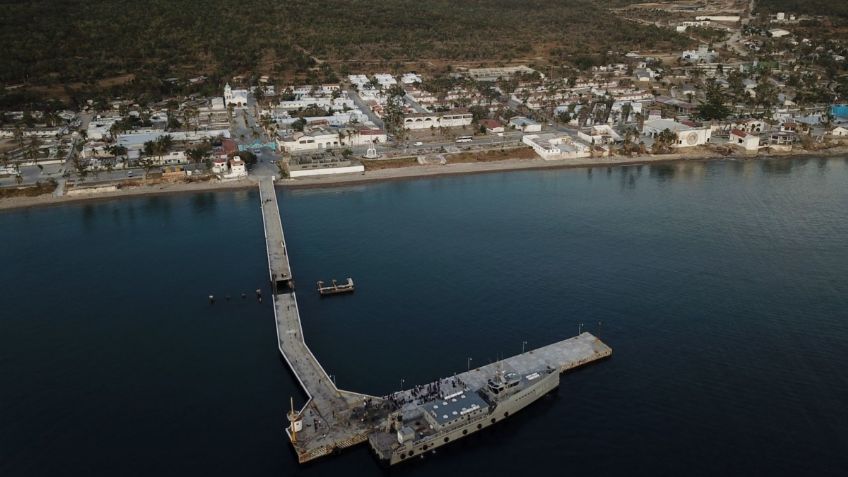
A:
26,137,42,164
71,155,88,181
383,84,407,138
137,150,156,180
696,81,731,121
186,142,212,166
652,129,679,154
620,103,632,124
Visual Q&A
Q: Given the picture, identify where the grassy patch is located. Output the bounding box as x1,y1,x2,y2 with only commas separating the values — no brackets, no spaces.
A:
0,180,58,199
362,157,419,171
447,147,537,164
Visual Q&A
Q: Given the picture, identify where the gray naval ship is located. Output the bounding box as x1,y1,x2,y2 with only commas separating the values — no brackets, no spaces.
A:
368,363,560,465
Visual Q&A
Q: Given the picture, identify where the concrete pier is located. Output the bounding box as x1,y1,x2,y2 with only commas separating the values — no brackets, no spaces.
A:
259,178,380,463
257,177,612,464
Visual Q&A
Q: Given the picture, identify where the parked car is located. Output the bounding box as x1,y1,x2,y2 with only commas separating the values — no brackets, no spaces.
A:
414,141,423,146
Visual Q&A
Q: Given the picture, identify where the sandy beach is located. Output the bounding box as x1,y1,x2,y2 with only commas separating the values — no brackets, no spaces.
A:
2,147,846,212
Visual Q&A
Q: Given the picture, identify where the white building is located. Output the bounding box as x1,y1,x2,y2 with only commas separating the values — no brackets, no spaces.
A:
198,98,230,129
373,74,397,88
277,96,354,111
116,129,230,149
342,128,387,146
212,158,228,174
86,116,119,140
467,66,537,81
681,45,717,62
523,133,591,160
403,110,473,130
348,75,370,89
213,157,248,179
830,126,848,137
730,129,760,151
634,68,656,82
224,83,250,108
769,29,791,38
288,161,364,178
508,116,542,132
401,73,423,84
611,101,643,119
160,150,188,165
695,15,740,22
224,158,247,179
578,125,622,145
277,128,342,153
642,119,712,147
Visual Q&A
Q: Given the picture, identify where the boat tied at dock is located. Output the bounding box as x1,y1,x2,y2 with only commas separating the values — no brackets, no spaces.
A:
368,363,560,465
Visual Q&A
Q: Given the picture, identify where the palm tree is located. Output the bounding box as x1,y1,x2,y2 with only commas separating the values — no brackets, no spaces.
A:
13,126,24,148
621,103,632,124
27,137,42,165
653,128,678,154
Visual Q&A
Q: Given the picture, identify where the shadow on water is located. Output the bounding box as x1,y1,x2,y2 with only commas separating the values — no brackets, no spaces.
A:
618,166,639,191
817,158,830,174
142,195,172,216
649,163,676,181
192,192,218,213
81,203,96,230
760,157,797,175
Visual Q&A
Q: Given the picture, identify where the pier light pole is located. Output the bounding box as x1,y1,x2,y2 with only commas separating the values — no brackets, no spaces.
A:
467,357,472,371
400,378,405,391
522,341,527,353
330,374,336,387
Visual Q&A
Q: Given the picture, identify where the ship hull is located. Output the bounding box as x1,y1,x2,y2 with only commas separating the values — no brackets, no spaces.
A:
379,370,560,465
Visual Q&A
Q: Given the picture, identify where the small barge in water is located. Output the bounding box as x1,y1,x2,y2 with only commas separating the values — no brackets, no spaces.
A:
317,278,355,296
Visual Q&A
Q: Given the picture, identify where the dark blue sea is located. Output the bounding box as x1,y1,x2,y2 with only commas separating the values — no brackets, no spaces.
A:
1,157,847,476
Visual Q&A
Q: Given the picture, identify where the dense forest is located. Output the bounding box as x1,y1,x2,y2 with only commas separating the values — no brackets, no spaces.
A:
0,0,688,105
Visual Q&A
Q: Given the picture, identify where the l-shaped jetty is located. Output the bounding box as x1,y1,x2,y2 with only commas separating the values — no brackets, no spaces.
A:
258,177,612,464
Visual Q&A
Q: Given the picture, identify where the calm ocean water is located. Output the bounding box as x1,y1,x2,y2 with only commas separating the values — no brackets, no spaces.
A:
1,157,847,476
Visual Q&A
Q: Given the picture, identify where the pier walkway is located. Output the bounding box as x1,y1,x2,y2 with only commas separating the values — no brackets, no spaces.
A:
257,177,612,464
259,178,381,463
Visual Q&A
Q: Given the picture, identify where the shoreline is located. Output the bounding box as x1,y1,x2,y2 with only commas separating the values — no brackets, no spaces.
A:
2,148,846,212
0,179,258,212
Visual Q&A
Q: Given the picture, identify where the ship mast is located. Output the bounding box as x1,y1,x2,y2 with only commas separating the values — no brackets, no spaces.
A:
288,397,298,443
